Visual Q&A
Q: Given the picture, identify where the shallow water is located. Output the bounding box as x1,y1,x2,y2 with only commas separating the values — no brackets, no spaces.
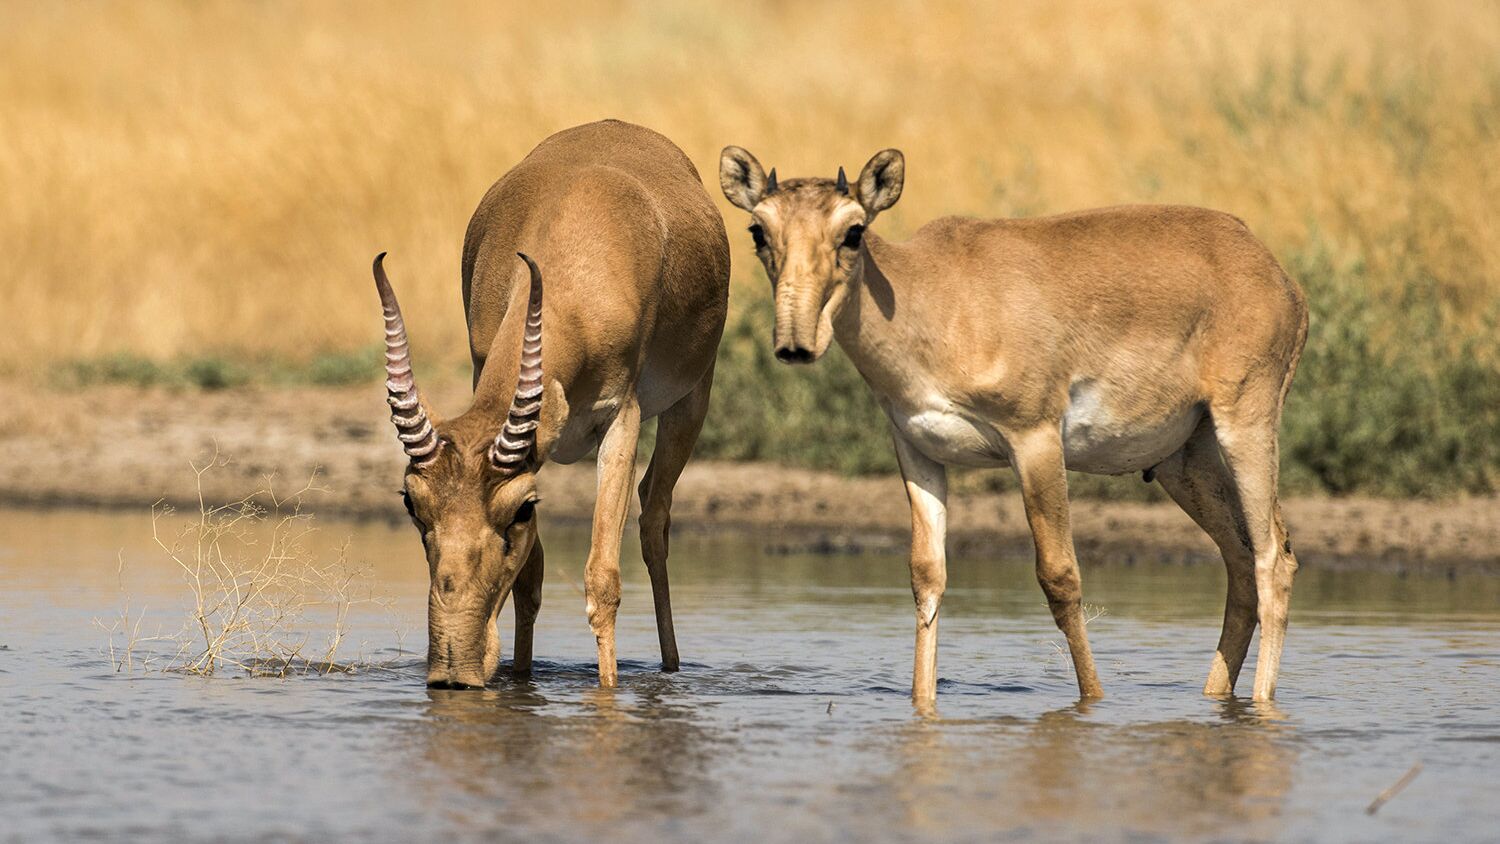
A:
2,507,1498,843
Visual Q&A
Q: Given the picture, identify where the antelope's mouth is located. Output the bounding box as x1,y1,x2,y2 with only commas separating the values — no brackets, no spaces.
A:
426,678,486,691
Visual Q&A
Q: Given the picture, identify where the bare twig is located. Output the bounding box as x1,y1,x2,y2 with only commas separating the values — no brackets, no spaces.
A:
1042,604,1107,673
1366,763,1422,815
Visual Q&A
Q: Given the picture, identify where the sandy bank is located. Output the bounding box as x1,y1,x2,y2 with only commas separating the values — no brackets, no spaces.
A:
3,384,1496,574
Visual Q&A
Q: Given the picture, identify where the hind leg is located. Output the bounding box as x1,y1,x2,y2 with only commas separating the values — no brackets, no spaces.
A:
1212,406,1300,701
1153,419,1258,696
637,366,715,672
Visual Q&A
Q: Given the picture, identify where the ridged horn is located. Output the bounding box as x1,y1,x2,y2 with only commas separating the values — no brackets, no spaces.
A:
373,253,440,466
766,167,778,194
491,253,544,473
835,166,848,195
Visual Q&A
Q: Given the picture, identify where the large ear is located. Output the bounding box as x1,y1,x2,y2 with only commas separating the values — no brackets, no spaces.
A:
857,149,905,217
720,146,769,211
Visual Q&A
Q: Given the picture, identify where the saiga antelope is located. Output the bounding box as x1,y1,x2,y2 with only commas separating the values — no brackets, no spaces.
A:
720,146,1308,702
374,120,729,689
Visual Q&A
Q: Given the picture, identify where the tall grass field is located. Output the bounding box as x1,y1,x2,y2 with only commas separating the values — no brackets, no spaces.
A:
5,1,1498,496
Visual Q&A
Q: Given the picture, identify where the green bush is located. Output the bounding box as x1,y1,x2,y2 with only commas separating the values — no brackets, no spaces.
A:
56,353,170,388
306,346,383,386
1281,238,1500,496
182,357,250,390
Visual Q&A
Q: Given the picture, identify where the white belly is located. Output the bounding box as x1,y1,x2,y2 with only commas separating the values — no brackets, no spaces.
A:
1061,382,1202,474
889,384,1201,475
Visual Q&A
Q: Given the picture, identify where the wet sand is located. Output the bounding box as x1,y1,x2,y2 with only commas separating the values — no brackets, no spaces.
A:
4,384,1497,573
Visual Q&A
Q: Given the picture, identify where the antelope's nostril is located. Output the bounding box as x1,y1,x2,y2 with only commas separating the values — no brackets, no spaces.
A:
775,346,814,364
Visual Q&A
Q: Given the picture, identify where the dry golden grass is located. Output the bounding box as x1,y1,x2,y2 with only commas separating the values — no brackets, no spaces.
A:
4,0,1499,371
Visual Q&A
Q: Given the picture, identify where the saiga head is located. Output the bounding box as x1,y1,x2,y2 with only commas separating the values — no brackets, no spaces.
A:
373,252,544,689
719,147,904,364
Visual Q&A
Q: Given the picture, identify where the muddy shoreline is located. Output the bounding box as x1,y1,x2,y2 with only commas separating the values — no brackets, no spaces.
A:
4,384,1497,575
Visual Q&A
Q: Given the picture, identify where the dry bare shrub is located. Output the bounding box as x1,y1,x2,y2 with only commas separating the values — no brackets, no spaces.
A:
98,453,401,676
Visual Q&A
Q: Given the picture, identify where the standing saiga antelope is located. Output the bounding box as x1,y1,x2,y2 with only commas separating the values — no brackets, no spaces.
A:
375,120,729,689
720,146,1308,702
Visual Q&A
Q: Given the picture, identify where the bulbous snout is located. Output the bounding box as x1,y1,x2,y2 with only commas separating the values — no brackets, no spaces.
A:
771,281,833,366
425,590,502,690
770,248,848,366
425,635,492,689
771,282,841,366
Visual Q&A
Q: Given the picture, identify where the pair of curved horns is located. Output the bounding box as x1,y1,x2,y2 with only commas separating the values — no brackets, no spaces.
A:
761,166,847,195
373,252,544,473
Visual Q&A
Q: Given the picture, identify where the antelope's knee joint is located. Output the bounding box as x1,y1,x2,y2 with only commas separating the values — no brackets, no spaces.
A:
1282,551,1300,574
593,582,621,608
514,586,542,615
586,588,621,627
639,507,670,538
914,593,942,627
910,553,946,591
911,571,946,601
585,575,621,612
910,550,946,576
1037,570,1081,601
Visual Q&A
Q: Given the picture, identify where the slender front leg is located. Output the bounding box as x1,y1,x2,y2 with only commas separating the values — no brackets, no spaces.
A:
586,399,641,688
510,534,544,676
1010,426,1103,699
893,435,948,704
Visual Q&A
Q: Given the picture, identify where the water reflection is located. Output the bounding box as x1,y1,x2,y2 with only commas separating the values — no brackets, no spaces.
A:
876,699,1299,839
409,670,721,833
402,668,1303,841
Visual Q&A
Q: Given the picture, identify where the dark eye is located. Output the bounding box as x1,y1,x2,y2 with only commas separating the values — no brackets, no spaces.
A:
400,489,428,533
748,224,767,250
841,224,865,250
512,499,537,525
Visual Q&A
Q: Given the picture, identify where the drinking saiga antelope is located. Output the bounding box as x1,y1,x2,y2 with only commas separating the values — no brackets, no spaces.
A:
374,120,729,689
720,146,1308,702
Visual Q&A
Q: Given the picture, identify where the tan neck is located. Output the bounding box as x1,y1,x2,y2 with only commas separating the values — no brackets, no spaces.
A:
833,232,926,397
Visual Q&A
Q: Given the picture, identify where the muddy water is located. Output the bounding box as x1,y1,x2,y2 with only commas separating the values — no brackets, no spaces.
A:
1,508,1497,842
